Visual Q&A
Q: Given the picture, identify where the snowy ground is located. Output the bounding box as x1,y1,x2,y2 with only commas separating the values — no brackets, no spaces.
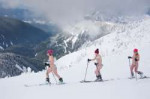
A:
1,16,150,99
0,46,150,99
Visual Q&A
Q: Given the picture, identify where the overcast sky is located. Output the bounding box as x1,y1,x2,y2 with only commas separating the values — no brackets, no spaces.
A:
0,0,150,26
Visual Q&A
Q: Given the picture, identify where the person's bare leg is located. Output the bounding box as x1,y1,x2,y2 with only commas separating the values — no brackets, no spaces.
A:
95,65,102,80
135,63,143,77
95,69,99,76
46,68,52,82
46,68,52,78
52,68,63,82
53,69,61,79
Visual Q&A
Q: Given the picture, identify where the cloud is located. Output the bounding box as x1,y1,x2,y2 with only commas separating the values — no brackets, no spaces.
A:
0,0,150,27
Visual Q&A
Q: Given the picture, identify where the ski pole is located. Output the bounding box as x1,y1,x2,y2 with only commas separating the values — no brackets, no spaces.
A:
135,72,137,81
128,56,132,77
83,61,89,81
128,58,130,67
128,56,137,81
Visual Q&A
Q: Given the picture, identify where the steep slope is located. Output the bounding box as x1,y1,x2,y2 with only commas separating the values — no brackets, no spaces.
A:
35,15,150,61
56,15,150,74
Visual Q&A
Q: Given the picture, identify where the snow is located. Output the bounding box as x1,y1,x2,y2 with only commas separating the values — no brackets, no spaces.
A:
23,20,32,24
35,53,37,57
6,43,8,47
33,19,46,24
0,46,4,50
15,64,27,72
0,16,150,99
64,39,69,53
10,41,13,45
72,34,78,48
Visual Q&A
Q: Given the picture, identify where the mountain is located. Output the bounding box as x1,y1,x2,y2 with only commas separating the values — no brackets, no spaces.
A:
0,16,49,50
35,18,132,60
1,6,150,79
0,7,124,61
56,15,150,71
0,17,50,77
0,8,61,78
0,52,44,78
0,7,60,35
0,15,150,99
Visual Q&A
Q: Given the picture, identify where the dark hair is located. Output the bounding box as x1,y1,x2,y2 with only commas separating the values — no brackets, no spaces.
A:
95,49,99,54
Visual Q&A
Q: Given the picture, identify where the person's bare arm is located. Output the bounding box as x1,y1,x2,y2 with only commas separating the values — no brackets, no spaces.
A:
91,56,96,61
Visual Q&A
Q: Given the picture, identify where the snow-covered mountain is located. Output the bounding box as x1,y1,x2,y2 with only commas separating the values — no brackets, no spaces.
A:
0,15,150,99
55,15,150,78
36,15,149,60
35,20,117,60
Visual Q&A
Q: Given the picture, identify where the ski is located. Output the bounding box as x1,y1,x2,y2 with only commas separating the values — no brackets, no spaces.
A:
24,82,66,87
139,76,150,79
128,76,150,80
80,79,114,83
128,77,135,79
24,82,51,87
80,80,102,83
56,82,66,85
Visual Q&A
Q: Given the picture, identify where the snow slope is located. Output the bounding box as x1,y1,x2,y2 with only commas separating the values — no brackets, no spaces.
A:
0,16,150,99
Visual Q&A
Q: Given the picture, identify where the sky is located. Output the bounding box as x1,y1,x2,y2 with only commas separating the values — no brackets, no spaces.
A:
0,0,150,27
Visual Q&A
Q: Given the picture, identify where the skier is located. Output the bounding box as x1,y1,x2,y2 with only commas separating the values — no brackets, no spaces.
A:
128,48,143,78
45,50,63,83
88,49,103,81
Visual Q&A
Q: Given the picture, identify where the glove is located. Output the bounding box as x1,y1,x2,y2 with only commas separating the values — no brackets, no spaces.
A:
45,62,50,66
135,58,138,61
128,56,132,59
94,63,98,66
87,59,91,62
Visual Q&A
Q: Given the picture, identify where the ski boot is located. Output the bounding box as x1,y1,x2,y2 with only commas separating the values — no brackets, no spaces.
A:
137,71,143,78
95,75,103,82
59,78,63,83
130,72,135,79
46,78,51,84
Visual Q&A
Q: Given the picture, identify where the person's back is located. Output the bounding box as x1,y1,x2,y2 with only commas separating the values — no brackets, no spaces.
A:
49,55,54,68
